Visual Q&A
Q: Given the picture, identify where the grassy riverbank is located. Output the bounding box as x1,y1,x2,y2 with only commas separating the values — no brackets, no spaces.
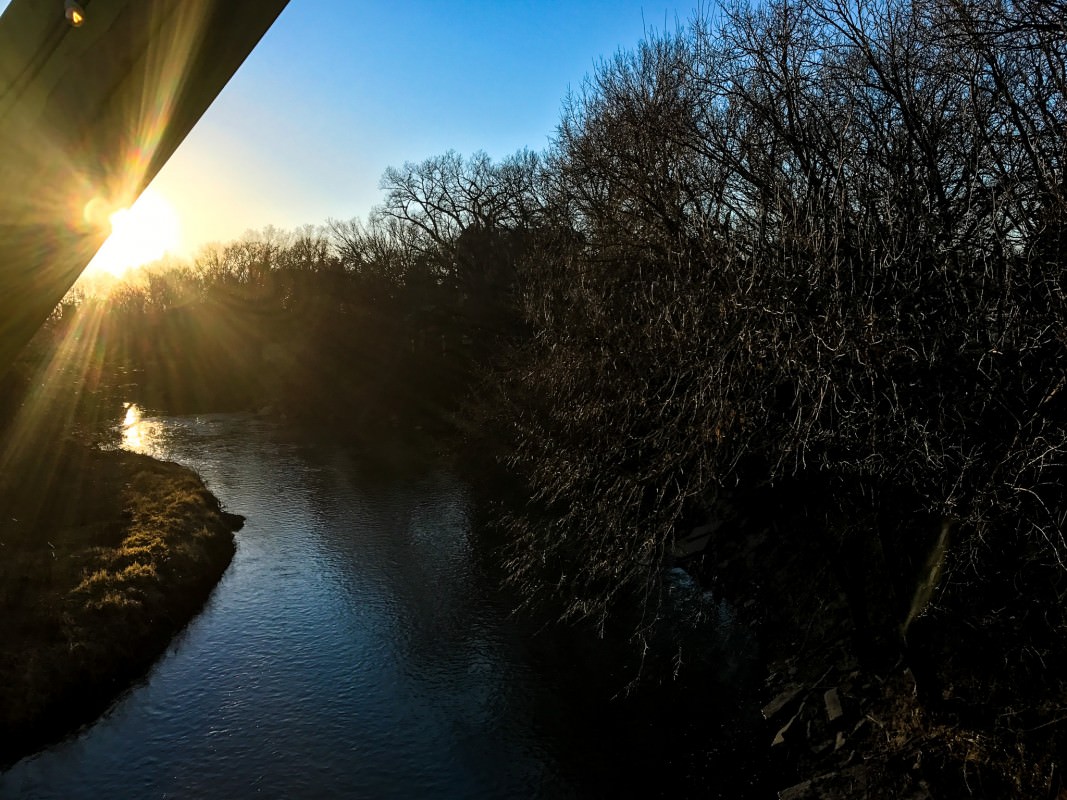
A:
0,441,240,767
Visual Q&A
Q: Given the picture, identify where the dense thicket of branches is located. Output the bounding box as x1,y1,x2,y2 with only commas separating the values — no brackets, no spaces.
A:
493,0,1067,668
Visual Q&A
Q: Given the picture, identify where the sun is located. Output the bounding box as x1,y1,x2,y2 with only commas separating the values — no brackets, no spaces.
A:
85,189,181,277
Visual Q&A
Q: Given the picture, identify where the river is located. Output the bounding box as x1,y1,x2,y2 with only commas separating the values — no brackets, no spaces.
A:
0,409,767,798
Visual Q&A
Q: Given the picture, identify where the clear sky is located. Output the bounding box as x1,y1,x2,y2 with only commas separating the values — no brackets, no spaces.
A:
2,1,706,270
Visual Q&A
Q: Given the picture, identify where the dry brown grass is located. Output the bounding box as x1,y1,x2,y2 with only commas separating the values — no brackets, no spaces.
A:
0,441,238,767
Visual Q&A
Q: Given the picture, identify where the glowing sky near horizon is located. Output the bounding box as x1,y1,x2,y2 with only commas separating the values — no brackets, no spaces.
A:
1,1,708,260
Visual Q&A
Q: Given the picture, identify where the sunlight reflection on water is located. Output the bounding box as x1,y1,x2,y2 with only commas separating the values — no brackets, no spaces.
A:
120,403,167,458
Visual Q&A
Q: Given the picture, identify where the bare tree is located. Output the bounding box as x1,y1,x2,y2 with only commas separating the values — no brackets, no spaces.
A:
498,0,1067,672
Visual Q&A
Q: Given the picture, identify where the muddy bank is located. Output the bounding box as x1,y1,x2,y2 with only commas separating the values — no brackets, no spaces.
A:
0,442,240,768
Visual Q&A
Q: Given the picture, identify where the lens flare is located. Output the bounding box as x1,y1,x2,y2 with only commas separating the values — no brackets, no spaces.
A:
85,189,181,277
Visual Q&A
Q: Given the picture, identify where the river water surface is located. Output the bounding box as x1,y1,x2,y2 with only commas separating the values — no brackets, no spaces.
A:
1,409,766,798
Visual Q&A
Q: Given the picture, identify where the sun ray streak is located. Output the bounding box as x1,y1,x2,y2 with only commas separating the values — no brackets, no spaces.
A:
0,300,109,495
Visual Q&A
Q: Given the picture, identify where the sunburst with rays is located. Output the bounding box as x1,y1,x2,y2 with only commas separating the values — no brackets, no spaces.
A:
84,189,181,277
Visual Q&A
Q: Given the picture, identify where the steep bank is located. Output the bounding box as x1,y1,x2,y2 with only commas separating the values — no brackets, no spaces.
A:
0,442,240,768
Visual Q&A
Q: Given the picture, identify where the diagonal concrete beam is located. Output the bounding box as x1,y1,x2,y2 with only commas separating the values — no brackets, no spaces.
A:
0,0,289,374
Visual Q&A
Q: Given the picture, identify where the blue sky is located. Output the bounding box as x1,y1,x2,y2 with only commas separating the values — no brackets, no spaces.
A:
3,1,707,258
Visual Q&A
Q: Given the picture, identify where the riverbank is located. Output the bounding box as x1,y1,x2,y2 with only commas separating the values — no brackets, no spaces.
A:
690,497,1067,799
0,441,240,768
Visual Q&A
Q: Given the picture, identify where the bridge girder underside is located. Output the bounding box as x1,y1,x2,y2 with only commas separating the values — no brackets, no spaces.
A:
0,0,289,375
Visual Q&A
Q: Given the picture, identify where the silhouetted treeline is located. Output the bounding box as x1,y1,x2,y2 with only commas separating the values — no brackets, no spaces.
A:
47,171,535,430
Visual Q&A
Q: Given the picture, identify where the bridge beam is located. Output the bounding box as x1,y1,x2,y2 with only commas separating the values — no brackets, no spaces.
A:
0,0,289,374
